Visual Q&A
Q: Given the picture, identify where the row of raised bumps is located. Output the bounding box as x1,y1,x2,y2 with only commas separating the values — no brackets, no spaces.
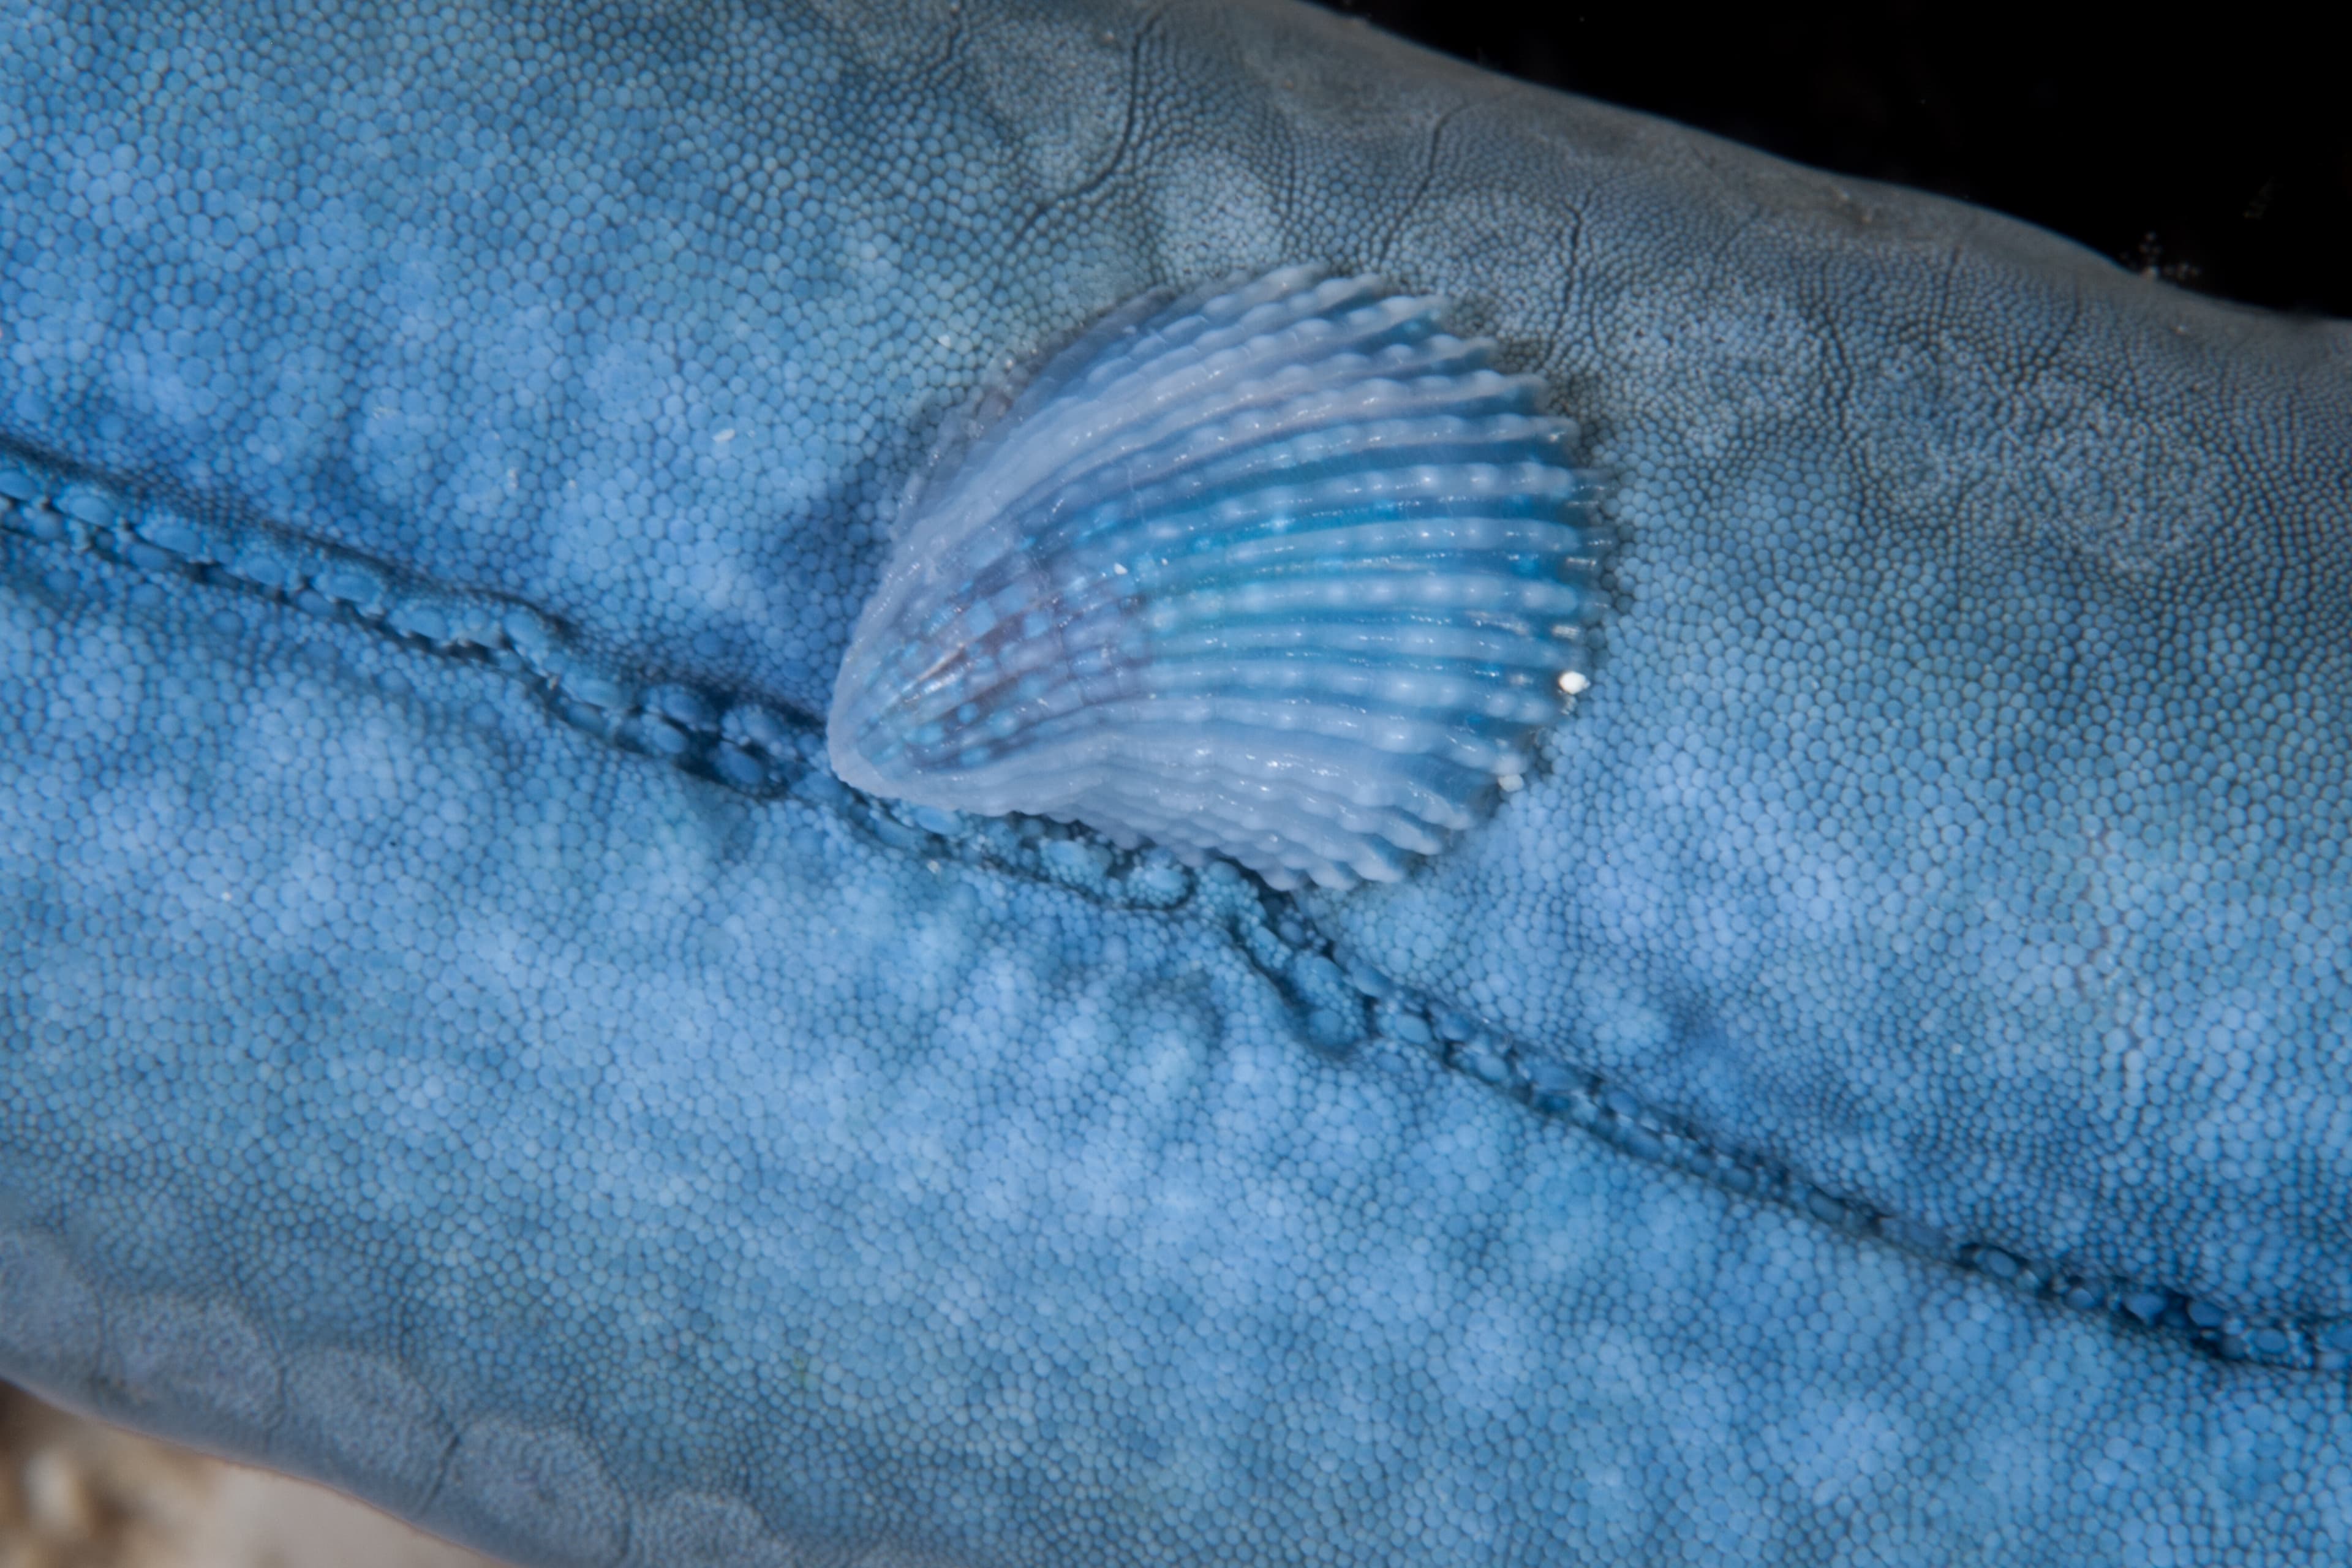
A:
2,443,2339,1373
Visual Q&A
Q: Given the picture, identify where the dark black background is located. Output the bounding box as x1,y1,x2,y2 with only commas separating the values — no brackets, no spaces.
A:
1311,2,2350,318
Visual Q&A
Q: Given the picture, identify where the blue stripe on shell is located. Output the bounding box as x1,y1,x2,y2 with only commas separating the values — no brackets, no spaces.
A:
828,266,1606,890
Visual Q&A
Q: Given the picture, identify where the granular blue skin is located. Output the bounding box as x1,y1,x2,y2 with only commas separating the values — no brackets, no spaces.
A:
2,1,2351,1564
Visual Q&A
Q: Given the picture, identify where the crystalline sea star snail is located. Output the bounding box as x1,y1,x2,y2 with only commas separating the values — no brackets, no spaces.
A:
827,266,1608,889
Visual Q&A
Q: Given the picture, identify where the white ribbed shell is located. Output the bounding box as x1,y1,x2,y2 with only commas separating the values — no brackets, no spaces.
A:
828,266,1603,890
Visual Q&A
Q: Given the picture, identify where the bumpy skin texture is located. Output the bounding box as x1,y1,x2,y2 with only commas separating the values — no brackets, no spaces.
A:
3,1,2350,1564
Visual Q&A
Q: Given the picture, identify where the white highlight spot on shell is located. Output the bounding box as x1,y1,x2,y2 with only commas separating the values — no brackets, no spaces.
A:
829,265,1605,890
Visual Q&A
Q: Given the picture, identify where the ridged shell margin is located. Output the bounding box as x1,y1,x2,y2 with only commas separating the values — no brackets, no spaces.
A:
827,266,1605,890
